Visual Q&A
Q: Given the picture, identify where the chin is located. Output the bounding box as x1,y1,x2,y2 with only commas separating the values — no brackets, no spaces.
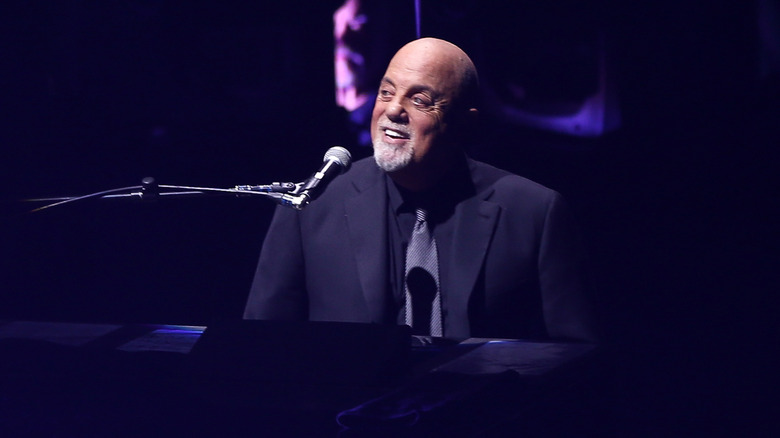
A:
373,140,413,173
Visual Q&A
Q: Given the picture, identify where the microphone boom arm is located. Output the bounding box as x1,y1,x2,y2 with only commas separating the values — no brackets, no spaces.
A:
22,147,351,213
24,178,302,213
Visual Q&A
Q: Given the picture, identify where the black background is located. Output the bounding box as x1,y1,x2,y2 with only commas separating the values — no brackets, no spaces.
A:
1,1,777,434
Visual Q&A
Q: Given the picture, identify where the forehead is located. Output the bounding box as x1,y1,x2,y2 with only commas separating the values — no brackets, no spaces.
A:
383,47,460,95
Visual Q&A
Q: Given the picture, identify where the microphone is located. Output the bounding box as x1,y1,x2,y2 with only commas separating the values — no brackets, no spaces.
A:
280,146,352,210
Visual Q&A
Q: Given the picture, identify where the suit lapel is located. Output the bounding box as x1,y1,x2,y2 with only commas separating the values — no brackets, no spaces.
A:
344,168,389,323
341,159,501,333
446,192,500,338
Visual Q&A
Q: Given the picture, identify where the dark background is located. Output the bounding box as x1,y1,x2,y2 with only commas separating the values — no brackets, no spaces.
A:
1,1,777,434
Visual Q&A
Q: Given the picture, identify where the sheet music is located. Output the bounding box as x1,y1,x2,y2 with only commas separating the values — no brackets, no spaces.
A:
117,325,205,354
434,340,595,376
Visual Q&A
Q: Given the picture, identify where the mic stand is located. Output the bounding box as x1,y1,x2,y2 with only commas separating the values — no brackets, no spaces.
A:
24,177,304,213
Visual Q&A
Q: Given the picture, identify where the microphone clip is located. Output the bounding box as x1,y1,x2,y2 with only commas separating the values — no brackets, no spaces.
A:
233,181,310,209
277,192,311,210
233,182,298,194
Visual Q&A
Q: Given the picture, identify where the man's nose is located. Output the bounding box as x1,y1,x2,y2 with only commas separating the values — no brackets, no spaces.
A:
385,98,407,122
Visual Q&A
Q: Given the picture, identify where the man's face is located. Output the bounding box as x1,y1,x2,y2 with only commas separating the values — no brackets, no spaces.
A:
371,45,461,174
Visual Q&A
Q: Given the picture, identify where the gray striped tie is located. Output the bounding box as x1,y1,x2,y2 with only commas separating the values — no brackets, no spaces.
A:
404,208,443,337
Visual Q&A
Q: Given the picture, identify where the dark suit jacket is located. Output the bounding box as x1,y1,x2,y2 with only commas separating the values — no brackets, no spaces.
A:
244,156,597,342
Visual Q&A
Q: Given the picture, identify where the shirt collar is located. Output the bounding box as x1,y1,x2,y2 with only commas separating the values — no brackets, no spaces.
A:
384,157,474,220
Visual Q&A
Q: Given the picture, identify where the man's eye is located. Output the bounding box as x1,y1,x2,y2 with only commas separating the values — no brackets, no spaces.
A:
412,96,431,107
379,89,393,100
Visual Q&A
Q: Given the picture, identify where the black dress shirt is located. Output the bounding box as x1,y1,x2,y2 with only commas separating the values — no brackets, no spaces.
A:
385,160,476,331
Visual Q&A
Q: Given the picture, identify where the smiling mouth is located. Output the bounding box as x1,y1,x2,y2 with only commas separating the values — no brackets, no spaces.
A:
382,127,410,140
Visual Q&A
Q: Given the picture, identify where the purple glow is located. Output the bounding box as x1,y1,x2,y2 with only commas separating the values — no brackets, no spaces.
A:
483,35,620,137
151,325,205,334
117,325,205,354
333,0,371,111
415,0,421,38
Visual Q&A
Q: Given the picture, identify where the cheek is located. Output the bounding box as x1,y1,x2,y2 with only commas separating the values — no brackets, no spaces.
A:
413,114,444,141
417,109,444,129
370,104,384,129
413,121,448,159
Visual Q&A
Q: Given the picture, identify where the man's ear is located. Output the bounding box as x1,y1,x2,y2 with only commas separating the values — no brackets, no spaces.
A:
452,107,480,147
453,107,478,124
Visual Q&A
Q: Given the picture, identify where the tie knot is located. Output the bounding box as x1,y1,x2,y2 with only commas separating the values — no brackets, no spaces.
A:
415,208,428,222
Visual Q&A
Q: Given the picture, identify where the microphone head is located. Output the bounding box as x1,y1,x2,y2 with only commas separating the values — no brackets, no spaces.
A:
323,146,352,173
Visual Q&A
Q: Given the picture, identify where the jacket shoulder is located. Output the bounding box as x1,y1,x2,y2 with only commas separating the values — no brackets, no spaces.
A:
469,159,560,206
328,155,382,190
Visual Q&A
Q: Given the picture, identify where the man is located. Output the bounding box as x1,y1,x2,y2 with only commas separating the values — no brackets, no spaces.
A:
244,38,597,342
